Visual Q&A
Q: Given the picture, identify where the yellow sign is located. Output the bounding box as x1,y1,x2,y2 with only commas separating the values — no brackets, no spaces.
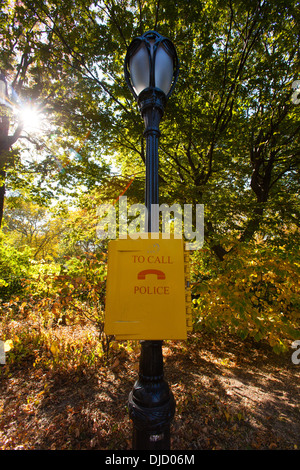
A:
104,235,192,340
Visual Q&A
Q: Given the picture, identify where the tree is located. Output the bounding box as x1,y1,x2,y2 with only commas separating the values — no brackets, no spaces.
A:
147,0,300,260
36,0,297,260
0,0,112,224
1,0,299,242
0,73,23,226
3,195,66,259
0,0,299,348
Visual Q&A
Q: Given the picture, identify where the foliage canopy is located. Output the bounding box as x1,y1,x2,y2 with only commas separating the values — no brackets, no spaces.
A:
0,0,299,352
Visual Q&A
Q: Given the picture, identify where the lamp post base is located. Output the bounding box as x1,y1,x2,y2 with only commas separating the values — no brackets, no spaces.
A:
131,425,172,451
128,340,175,450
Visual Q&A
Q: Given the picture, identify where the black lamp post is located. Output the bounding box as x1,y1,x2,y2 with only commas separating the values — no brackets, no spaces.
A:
124,31,179,450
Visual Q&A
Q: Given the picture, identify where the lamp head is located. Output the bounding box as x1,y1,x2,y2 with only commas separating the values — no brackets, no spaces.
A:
124,31,179,101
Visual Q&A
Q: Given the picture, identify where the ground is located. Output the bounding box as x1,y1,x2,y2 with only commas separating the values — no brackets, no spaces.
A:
0,330,299,450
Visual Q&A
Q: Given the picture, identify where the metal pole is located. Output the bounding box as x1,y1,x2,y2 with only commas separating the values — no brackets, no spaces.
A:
128,87,175,450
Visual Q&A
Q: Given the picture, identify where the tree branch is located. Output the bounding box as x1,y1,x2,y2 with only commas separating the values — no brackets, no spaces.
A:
8,122,24,146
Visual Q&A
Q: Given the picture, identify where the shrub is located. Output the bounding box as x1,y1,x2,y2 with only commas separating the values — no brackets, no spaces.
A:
192,237,300,353
0,231,33,301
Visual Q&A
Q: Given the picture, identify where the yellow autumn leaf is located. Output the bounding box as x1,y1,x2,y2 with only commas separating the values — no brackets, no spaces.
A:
4,340,13,352
50,342,59,356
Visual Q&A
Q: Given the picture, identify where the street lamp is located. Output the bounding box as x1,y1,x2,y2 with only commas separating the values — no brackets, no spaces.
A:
125,30,179,232
124,31,179,450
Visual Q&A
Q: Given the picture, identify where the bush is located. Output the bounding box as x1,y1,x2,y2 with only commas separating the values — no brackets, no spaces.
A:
0,231,33,301
192,236,300,353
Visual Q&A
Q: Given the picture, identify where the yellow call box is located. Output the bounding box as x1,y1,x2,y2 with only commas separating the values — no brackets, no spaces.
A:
104,235,192,340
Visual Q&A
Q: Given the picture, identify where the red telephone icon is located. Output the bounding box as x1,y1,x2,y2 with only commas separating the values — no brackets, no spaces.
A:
137,269,166,280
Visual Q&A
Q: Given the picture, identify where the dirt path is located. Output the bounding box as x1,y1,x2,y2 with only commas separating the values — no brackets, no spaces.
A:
0,331,299,450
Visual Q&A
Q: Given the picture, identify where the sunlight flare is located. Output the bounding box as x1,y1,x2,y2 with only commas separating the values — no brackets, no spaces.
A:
18,104,44,132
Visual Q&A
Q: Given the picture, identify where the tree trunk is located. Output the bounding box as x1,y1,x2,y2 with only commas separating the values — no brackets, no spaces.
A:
0,115,10,228
0,169,5,228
